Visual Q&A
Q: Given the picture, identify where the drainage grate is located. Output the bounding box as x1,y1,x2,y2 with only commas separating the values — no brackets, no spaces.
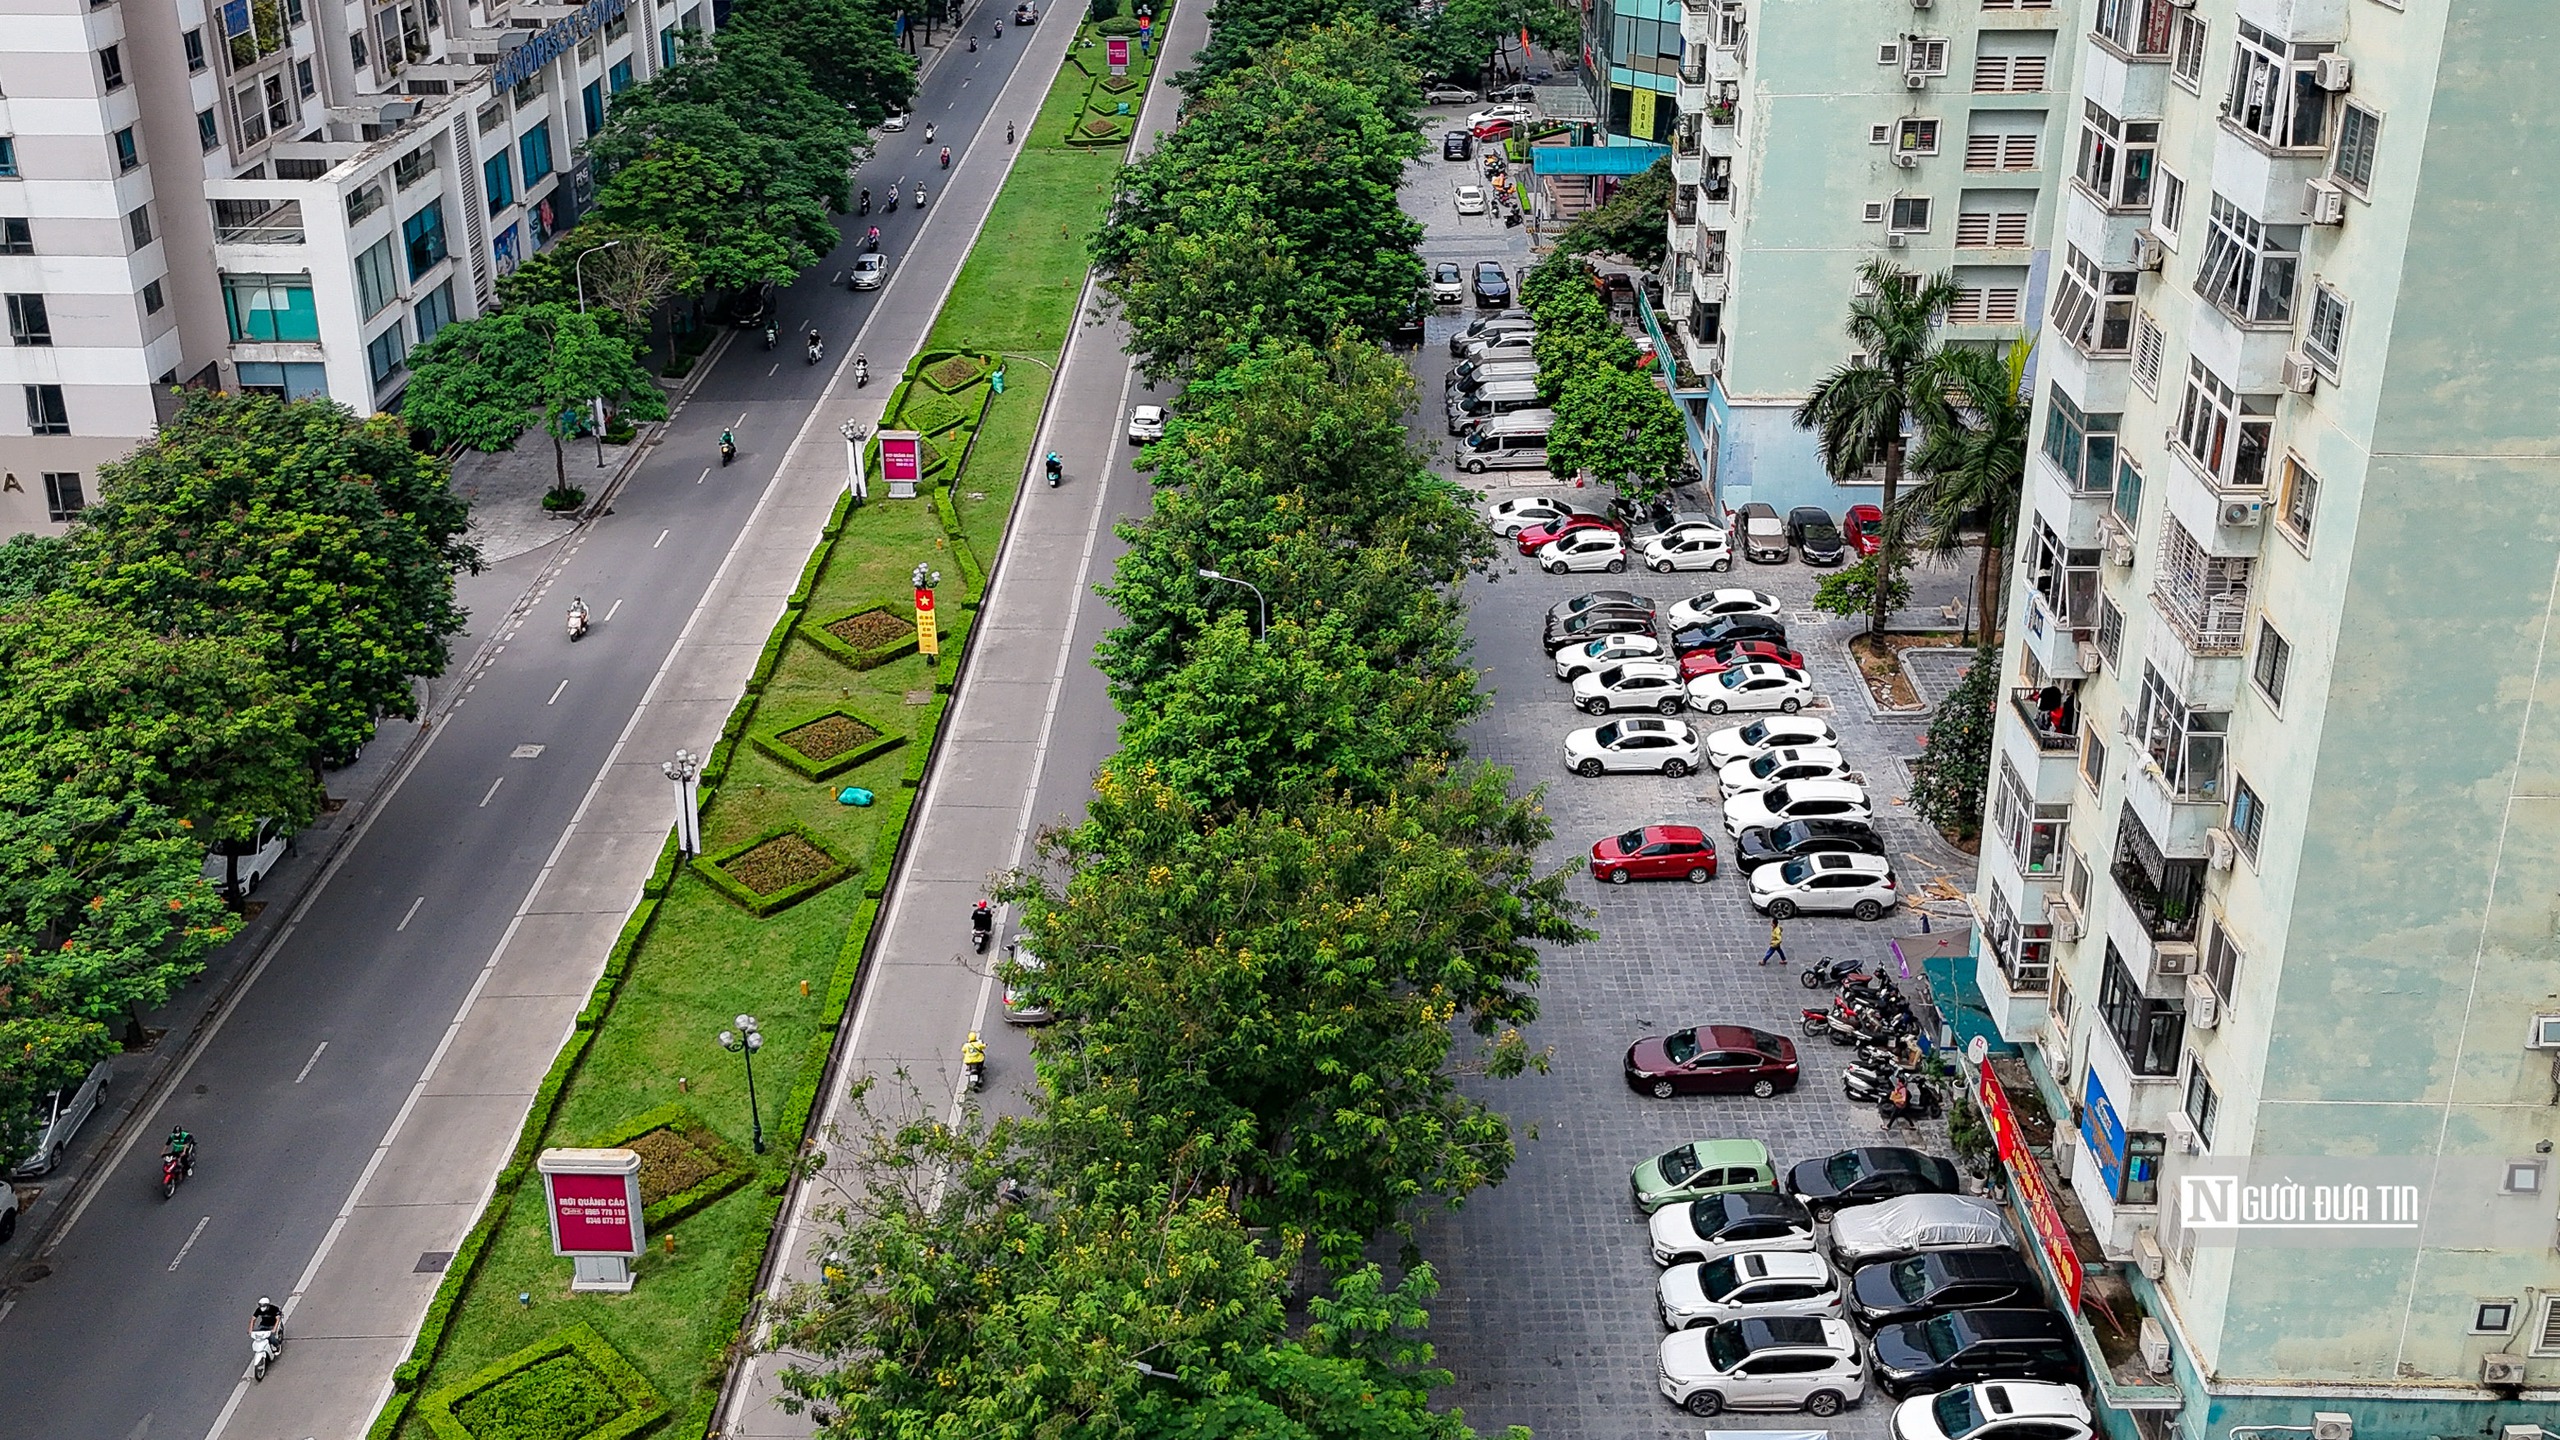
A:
415,1251,454,1273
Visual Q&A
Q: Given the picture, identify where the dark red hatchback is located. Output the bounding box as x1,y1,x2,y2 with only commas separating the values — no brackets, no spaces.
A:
1590,824,1718,885
1626,1024,1801,1099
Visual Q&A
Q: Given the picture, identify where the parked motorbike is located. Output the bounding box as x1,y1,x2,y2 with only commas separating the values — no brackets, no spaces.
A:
1799,956,1865,989
1877,1077,1946,1130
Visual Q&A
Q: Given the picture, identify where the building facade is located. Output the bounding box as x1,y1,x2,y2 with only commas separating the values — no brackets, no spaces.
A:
1578,0,1680,145
0,0,703,536
1970,0,2560,1435
1662,0,2076,512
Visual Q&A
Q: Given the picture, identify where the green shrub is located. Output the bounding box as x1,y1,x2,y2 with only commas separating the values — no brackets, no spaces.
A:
749,703,907,781
418,1325,663,1440
802,604,922,671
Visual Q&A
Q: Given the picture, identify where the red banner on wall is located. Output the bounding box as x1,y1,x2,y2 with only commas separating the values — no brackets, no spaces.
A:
1976,1060,2083,1310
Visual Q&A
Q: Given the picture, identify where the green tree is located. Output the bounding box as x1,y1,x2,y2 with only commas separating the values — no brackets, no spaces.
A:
1554,155,1672,268
721,0,917,122
495,225,701,339
1909,646,1997,841
1417,0,1574,85
1546,365,1688,500
1811,553,1915,625
72,391,478,766
1792,258,1963,636
0,532,69,606
1903,338,2032,641
404,303,668,503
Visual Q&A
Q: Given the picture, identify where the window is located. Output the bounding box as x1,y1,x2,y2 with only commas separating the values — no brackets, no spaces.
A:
2537,1297,2560,1357
512,68,546,108
2093,0,2173,58
2252,621,2290,707
2174,360,2276,491
40,471,85,521
1880,43,1902,65
2156,519,2254,656
127,203,152,250
1870,123,1892,144
2183,1061,2218,1143
483,152,514,214
234,360,329,398
393,145,433,190
2112,454,2145,531
518,121,553,184
1994,755,2070,878
2135,656,2231,798
2027,517,2100,630
2154,170,2186,241
211,197,304,244
0,218,28,255
402,200,447,278
348,181,386,225
2100,943,2186,1075
1907,38,1949,75
1895,119,1940,155
2279,455,2320,543
2334,102,2381,191
355,237,399,318
2076,102,2158,210
366,322,409,388
1955,202,2034,248
478,103,508,137
609,59,634,94
1985,885,2053,994
297,59,316,99
143,278,165,314
2229,775,2263,858
2304,283,2348,373
660,25,676,66
2132,313,2165,395
2226,21,2334,150
234,81,271,146
2042,384,2120,491
185,28,208,71
2096,595,2123,669
412,279,455,346
1890,196,1933,231
1973,49,2046,92
1946,280,2024,324
220,272,320,341
606,9,629,40
114,126,140,172
350,32,368,71
199,108,222,152
2203,919,2242,1003
2171,14,2208,88
100,44,125,90
583,81,606,139
2197,193,2301,326
24,384,69,435
7,294,53,346
2082,726,2107,796
1863,202,1888,223
0,138,16,177
2052,245,2138,355
2472,1301,2517,1336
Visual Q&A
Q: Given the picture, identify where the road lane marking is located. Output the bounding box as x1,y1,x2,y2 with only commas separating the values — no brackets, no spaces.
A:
548,679,569,705
396,896,424,932
698,467,711,485
768,364,779,377
604,598,624,622
167,1216,210,1272
654,529,669,548
294,1042,329,1084
479,777,504,807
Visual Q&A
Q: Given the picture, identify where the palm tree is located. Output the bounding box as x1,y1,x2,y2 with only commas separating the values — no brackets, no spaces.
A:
1791,259,1963,637
1902,338,2033,642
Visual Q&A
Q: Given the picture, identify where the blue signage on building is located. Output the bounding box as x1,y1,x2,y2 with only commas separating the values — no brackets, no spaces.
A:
2081,1068,2125,1198
492,0,629,94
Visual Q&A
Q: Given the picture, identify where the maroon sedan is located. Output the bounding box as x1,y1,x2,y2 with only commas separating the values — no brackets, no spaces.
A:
1514,512,1624,556
1590,824,1718,885
1678,641,1808,680
1625,1024,1801,1099
1843,504,1884,557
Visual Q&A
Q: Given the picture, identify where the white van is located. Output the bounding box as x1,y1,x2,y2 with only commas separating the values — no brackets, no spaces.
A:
1448,377,1544,432
1451,358,1539,396
1457,410,1554,473
1457,328,1536,363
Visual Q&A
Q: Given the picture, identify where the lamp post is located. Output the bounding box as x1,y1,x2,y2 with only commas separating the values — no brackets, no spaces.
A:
661,748,702,856
573,238,624,315
842,420,871,502
717,1014,765,1153
1195,568,1268,640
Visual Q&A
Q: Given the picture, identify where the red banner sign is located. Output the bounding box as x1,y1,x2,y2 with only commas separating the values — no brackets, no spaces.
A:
915,587,940,656
1975,1060,2083,1309
878,431,922,484
545,1167,643,1256
1108,37,1129,72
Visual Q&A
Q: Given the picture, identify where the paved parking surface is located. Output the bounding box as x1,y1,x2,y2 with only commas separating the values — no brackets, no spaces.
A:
1398,115,1982,1440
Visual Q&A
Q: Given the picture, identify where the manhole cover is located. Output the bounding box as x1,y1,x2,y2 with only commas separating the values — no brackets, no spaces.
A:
511,744,546,759
415,1251,454,1273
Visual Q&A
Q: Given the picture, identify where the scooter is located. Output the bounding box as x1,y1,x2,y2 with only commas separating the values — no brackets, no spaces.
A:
720,435,737,467
1044,453,1062,488
915,185,927,209
940,147,951,170
250,1324,285,1381
854,357,870,388
963,1030,986,1092
160,1147,192,1199
806,336,825,366
866,227,881,252
1798,956,1865,989
566,600,590,641
885,189,899,213
762,323,777,351
970,899,993,954
1877,1078,1946,1130
858,190,871,216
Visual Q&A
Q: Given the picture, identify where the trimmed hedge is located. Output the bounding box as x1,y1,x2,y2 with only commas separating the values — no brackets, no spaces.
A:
591,1104,755,1231
417,1324,664,1440
749,703,907,782
802,605,921,671
690,824,858,918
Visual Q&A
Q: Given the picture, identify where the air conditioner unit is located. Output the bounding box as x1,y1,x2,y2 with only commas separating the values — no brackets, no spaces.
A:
2134,231,2166,271
2139,1318,2172,1375
2481,1355,2529,1388
2154,940,2197,977
1912,0,1934,9
2498,1423,2546,1440
2281,351,2321,394
2305,176,2347,225
2105,528,2136,567
2313,1416,2355,1440
1905,71,1928,90
2168,1113,2202,1154
2527,1013,2560,1049
1894,150,1919,168
2078,640,2105,673
1887,231,1909,247
2314,54,2353,91
2185,973,2221,1029
2049,894,2083,943
2220,499,2264,528
2206,826,2237,871
2134,1226,2165,1279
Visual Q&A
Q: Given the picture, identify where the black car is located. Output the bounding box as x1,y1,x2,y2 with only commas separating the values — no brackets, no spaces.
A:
1548,589,1658,630
1869,1308,2081,1398
1790,506,1846,566
725,279,780,328
1391,293,1426,348
1847,1249,2044,1329
1735,818,1888,872
1784,1147,1962,1219
1443,130,1474,160
1673,614,1789,654
1655,1191,1818,1263
1545,608,1657,653
1472,261,1512,307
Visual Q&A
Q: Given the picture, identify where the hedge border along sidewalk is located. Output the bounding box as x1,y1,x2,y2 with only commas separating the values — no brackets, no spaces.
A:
367,18,1154,1440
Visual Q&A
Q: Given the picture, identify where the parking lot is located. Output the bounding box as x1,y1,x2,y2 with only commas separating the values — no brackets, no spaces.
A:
1398,107,1986,1440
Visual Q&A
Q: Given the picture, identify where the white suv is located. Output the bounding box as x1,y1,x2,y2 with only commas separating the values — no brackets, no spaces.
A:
1660,1314,1867,1417
1659,1249,1844,1329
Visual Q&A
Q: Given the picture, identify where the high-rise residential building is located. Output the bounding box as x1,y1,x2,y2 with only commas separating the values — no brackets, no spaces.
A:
1969,1,2560,1435
1578,0,1682,145
0,0,700,536
1659,0,2075,511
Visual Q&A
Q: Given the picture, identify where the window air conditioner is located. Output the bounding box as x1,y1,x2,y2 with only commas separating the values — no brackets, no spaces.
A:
2314,54,2353,91
2281,352,2320,394
2105,529,2136,567
2498,1422,2546,1440
2205,826,2237,871
2305,177,2347,225
2134,230,2166,271
2139,1319,2172,1375
2527,1013,2560,1049
2078,640,2105,673
2313,1416,2355,1440
2134,1226,2165,1279
1894,150,1919,168
2049,893,2083,942
2481,1355,2529,1388
1905,71,1928,89
2220,499,2264,528
1887,230,1908,247
2185,973,2220,1029
2153,941,2197,977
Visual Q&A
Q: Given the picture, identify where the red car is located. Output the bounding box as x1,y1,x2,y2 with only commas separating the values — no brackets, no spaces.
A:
1589,824,1718,885
1679,641,1808,680
1472,118,1518,142
1514,512,1624,556
1625,1024,1801,1099
1843,504,1884,557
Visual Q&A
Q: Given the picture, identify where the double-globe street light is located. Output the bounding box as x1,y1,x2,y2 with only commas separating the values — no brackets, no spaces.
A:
718,1014,766,1153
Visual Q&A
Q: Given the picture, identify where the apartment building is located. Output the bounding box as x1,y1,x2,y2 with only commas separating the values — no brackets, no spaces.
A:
0,0,701,536
1661,0,2076,511
1578,0,1681,145
1969,0,2560,1435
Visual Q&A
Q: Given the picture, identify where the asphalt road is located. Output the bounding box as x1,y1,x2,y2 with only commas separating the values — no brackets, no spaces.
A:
0,13,1047,1435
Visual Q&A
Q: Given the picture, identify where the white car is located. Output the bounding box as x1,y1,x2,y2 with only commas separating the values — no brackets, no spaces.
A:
1454,184,1488,215
1706,716,1841,768
1467,104,1536,128
849,252,888,290
1688,663,1813,715
1829,1194,2016,1268
14,1060,111,1177
1572,660,1687,716
1564,717,1704,778
1651,1192,1821,1266
1719,745,1850,797
1750,852,1900,921
1538,530,1629,574
1659,1250,1845,1329
203,815,290,900
1659,1315,1867,1418
1431,261,1467,304
1555,632,1668,680
1891,1383,2095,1440
1722,779,1872,838
879,112,909,132
1488,494,1576,537
1642,529,1734,573
1127,404,1167,443
1423,84,1480,104
1668,589,1782,629
1000,943,1051,1024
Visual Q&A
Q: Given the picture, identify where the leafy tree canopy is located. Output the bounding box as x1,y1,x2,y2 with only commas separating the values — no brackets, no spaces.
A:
721,0,917,123
404,303,668,497
1415,0,1574,88
1554,155,1672,268
1546,365,1689,501
1910,646,1997,840
0,532,69,607
495,224,702,327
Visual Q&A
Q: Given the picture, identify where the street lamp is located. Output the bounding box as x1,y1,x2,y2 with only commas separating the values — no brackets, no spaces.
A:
1195,568,1268,640
573,239,625,315
662,748,702,856
842,420,871,502
717,1014,766,1153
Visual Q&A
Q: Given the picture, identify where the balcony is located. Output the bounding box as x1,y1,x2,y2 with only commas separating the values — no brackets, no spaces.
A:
209,196,307,246
1677,320,1725,380
2005,687,2082,797
1689,258,1728,307
2212,105,2329,224
2118,702,2220,858
2022,586,2093,681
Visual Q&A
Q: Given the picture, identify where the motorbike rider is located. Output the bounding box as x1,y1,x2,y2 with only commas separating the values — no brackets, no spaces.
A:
806,328,823,359
1007,121,1015,145
939,146,951,169
970,899,993,948
925,122,936,143
1044,451,1062,483
859,186,871,214
166,1125,197,1176
866,225,881,250
961,1030,987,1085
853,353,869,385
915,183,927,208
252,1297,283,1335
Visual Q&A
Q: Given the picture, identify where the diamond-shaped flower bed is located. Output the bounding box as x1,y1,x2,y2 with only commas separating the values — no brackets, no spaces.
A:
752,703,906,781
596,1105,752,1229
781,713,880,761
894,388,966,436
830,608,910,649
419,1325,662,1440
807,606,918,671
1080,117,1124,138
923,353,986,391
692,824,857,916
1098,74,1139,94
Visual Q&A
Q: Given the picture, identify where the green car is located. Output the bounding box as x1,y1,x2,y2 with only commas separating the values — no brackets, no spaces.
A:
1631,1137,1779,1213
